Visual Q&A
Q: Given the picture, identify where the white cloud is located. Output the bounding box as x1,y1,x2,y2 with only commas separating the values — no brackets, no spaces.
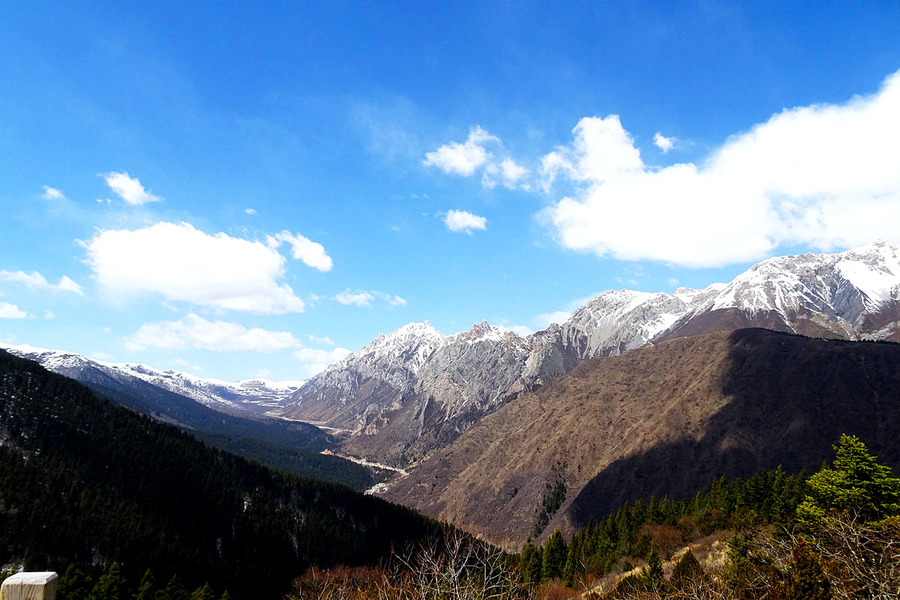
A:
500,158,529,185
308,334,335,346
0,302,28,319
103,171,162,205
335,290,375,307
423,126,499,176
44,311,55,319
268,231,333,272
482,157,530,189
42,186,64,199
533,310,572,329
0,271,84,295
245,208,257,215
386,294,407,307
56,276,84,295
294,346,352,378
444,210,487,234
127,314,302,352
84,221,305,314
668,278,681,287
506,324,533,337
334,289,406,308
653,132,676,153
542,69,900,268
425,128,534,191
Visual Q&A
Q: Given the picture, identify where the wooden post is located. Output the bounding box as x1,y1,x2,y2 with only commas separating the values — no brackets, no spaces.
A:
0,572,58,600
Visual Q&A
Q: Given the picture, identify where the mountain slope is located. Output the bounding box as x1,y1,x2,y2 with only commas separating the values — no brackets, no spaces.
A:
281,242,900,467
1,343,328,450
0,344,302,415
380,329,900,549
0,349,438,599
0,344,395,490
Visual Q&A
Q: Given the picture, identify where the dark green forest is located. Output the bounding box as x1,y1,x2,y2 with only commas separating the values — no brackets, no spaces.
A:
72,359,390,491
0,350,440,600
193,431,392,492
521,467,809,586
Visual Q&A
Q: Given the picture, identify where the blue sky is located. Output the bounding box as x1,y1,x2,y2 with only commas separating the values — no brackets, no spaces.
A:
2,1,899,381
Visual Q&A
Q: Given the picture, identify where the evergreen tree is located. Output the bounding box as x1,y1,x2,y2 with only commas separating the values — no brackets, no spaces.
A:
132,570,156,600
58,564,94,600
519,544,541,584
643,548,664,592
798,434,900,525
189,583,216,600
156,575,189,600
542,530,567,581
562,541,579,587
217,592,231,600
89,562,130,600
769,538,831,600
670,550,704,589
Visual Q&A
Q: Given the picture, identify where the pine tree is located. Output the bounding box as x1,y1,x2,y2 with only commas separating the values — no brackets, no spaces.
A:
132,569,156,600
769,538,831,600
519,544,541,584
88,562,129,600
156,575,189,600
798,434,900,525
189,583,216,600
58,564,94,600
542,530,567,581
563,540,579,587
670,550,704,589
643,548,664,592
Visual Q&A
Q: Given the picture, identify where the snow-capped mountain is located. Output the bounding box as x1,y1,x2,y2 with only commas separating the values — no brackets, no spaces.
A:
0,343,329,454
280,241,900,467
661,240,900,342
0,344,302,415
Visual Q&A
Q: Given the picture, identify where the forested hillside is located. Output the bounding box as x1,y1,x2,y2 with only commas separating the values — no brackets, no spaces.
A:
0,350,440,600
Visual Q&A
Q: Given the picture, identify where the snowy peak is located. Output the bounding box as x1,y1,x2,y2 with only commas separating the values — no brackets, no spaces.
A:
453,320,510,343
354,321,448,375
699,241,900,324
557,289,700,358
0,343,300,412
834,240,900,308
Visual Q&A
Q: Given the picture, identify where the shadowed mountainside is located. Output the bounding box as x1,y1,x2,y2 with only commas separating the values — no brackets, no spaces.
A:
0,350,439,599
381,329,900,549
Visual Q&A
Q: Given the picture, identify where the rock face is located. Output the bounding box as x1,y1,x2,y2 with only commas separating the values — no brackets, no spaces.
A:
381,329,900,549
281,241,900,466
660,240,900,342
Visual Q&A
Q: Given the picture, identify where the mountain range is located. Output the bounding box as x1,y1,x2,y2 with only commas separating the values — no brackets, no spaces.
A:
0,343,398,490
278,240,900,467
4,241,900,552
0,344,302,415
380,328,900,548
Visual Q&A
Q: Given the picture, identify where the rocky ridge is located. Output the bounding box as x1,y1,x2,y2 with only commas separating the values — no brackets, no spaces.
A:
380,329,900,548
0,344,302,416
280,241,900,466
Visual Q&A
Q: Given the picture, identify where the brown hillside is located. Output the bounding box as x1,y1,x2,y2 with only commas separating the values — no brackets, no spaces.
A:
380,329,900,550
